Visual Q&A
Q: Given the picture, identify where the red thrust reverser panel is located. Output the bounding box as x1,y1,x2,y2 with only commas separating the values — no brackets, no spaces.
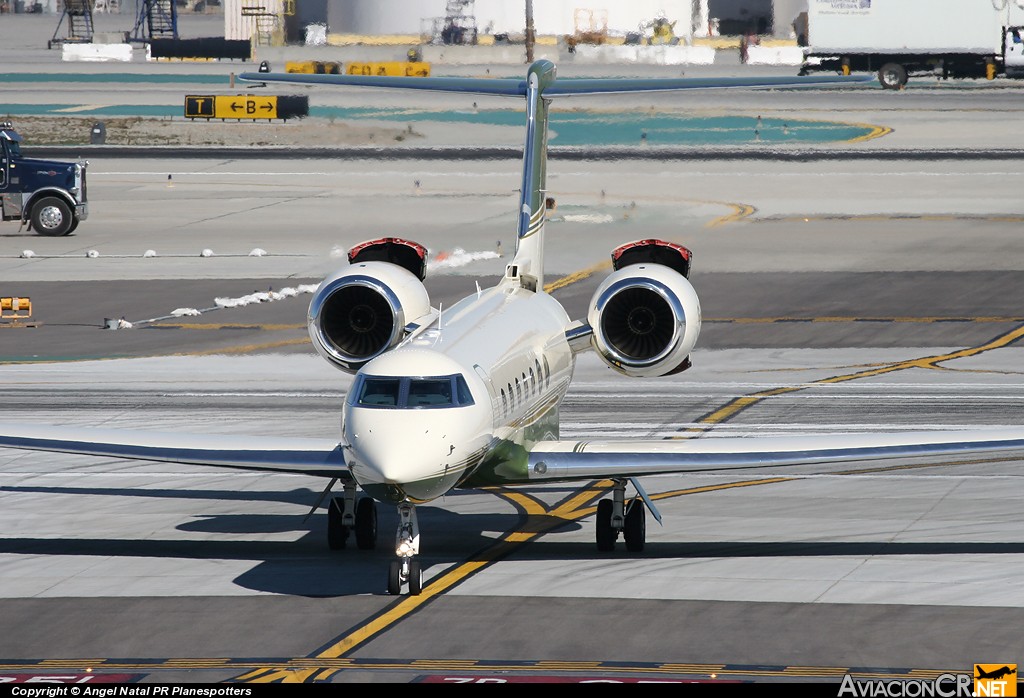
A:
611,239,692,278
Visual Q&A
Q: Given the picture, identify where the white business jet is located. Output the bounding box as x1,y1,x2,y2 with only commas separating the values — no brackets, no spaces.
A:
3,61,1023,596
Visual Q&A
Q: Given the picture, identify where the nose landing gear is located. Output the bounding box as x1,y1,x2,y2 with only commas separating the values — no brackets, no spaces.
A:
387,503,423,595
388,557,423,596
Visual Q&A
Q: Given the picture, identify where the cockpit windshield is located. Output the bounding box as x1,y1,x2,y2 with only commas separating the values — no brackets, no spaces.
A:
349,374,474,409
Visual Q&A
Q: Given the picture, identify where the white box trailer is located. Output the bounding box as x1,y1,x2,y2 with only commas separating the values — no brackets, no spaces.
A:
798,0,1024,88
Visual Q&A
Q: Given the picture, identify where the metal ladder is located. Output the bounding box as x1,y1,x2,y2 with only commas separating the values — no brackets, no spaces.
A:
132,0,179,42
49,0,95,48
241,4,279,46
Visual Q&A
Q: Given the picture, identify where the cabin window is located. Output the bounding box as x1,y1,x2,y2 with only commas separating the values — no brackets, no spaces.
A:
529,367,536,393
515,377,521,403
500,388,507,414
543,356,551,388
350,374,474,409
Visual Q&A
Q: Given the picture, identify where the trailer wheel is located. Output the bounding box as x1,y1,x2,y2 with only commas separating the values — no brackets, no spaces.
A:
30,196,73,237
878,63,908,90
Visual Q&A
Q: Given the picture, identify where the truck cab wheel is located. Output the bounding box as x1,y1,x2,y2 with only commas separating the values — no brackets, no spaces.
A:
878,63,908,89
30,196,74,236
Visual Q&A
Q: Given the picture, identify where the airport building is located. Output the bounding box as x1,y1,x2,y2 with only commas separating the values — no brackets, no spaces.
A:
288,0,809,42
13,0,810,42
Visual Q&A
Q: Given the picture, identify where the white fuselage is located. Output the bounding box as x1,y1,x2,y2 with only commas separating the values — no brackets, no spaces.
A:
341,279,575,504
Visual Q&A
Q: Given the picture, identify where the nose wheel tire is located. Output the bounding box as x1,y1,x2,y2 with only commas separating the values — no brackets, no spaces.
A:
408,559,423,595
388,558,424,596
388,560,402,595
30,196,74,237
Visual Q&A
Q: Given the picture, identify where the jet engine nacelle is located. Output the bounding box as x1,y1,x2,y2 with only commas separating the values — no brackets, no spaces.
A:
586,245,701,378
308,260,431,374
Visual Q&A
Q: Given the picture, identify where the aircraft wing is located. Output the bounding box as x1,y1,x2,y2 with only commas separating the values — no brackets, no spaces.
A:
0,423,348,478
526,429,1024,481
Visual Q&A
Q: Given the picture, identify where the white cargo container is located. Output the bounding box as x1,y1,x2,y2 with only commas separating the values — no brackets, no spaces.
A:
797,0,1024,88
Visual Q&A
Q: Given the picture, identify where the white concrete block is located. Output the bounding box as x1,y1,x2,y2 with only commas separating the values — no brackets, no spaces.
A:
62,42,134,62
746,45,806,66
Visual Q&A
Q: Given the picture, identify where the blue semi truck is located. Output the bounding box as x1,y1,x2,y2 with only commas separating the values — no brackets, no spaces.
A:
0,122,88,236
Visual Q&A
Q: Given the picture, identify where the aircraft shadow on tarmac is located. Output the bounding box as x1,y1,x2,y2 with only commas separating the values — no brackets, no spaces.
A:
3,483,1024,596
0,483,531,596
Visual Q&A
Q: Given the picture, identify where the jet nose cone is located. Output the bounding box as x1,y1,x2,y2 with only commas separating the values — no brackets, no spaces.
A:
342,395,491,502
348,423,454,485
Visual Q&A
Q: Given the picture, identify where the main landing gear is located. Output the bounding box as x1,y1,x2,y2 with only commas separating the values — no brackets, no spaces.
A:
595,478,647,552
323,486,424,596
326,482,378,551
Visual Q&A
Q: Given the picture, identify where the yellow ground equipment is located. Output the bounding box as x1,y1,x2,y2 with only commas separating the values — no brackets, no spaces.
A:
285,60,341,74
345,61,430,77
0,296,37,327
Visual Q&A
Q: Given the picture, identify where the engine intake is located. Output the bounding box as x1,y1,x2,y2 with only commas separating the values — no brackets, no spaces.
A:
308,259,430,373
587,254,701,378
601,285,677,361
